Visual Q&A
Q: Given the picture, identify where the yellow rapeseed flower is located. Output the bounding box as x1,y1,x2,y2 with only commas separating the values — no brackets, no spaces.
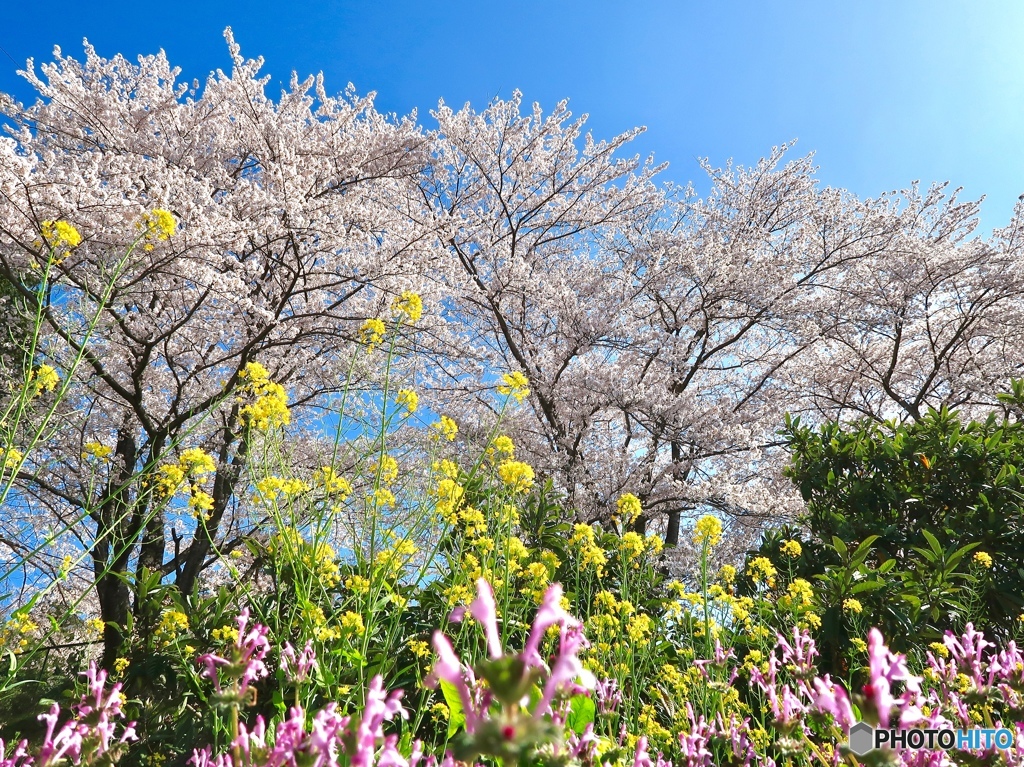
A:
371,454,399,485
392,291,423,323
780,539,803,558
626,613,654,642
616,493,642,524
929,641,949,658
396,388,418,413
82,442,113,460
1,448,24,472
179,448,217,476
189,491,215,513
746,557,777,588
41,220,82,250
843,598,863,615
430,415,458,442
781,578,814,610
359,318,386,351
85,617,105,635
138,209,176,243
692,515,722,548
316,466,353,499
497,371,530,403
154,463,186,498
345,575,371,594
29,365,60,397
155,609,190,647
619,531,646,561
498,459,535,492
238,362,290,430
569,523,608,576
408,639,432,659
490,435,515,458
212,625,240,643
256,476,311,501
974,551,993,569
367,488,396,508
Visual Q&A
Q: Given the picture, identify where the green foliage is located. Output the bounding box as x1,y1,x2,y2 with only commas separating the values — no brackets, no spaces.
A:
748,390,1024,672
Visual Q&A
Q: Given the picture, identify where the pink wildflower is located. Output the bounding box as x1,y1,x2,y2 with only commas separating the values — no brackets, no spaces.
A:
429,631,480,733
523,583,577,668
281,640,317,684
468,579,502,659
811,675,856,732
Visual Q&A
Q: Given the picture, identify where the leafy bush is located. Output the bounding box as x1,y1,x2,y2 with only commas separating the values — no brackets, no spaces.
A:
744,387,1024,674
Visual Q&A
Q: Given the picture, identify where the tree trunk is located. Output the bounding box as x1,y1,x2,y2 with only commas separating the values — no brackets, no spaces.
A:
93,426,139,668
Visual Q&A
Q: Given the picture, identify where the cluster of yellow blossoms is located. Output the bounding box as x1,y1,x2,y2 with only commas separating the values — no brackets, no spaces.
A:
497,459,535,493
153,447,218,517
41,220,83,251
36,220,82,265
615,493,643,524
256,475,312,502
485,434,515,462
154,608,190,648
1,447,24,472
82,441,113,460
370,454,399,484
28,365,60,398
780,539,802,558
374,535,418,578
692,514,723,548
568,524,608,577
391,291,423,323
777,577,819,629
746,556,778,589
212,624,240,644
268,529,342,588
431,415,458,442
396,388,418,413
301,604,364,642
238,362,290,430
433,471,466,523
497,371,530,403
1,611,39,654
581,590,663,683
359,318,387,352
137,209,177,251
314,466,353,499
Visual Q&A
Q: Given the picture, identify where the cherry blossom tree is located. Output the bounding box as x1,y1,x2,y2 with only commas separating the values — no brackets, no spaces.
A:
422,114,1024,546
788,185,1024,422
0,31,432,663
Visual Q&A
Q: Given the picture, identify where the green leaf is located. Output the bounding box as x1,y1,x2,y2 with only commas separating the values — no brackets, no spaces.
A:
271,688,286,718
920,529,943,558
850,580,885,594
439,679,467,738
566,695,596,735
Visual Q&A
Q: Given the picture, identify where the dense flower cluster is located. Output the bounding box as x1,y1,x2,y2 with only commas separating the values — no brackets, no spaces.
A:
0,663,136,767
238,363,291,431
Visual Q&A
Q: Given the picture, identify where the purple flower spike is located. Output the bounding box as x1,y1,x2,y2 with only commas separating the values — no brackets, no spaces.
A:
468,579,503,659
281,640,317,684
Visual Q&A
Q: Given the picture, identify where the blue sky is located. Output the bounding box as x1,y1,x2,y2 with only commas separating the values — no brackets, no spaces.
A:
2,1,1023,228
